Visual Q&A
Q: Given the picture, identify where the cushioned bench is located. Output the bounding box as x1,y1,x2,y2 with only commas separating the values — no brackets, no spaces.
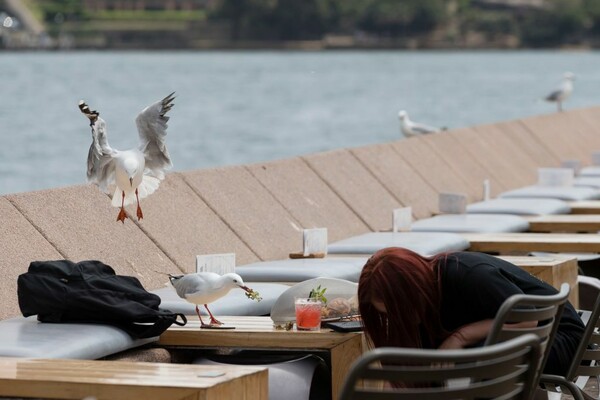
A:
574,176,600,188
579,166,600,177
236,257,369,283
411,214,529,233
466,198,571,215
153,282,289,315
499,185,600,201
327,232,470,255
0,316,156,359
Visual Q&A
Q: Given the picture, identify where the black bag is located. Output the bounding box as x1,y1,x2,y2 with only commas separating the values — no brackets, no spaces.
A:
17,259,187,339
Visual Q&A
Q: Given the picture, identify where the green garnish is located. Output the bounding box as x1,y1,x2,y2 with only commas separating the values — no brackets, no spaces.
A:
245,288,262,302
308,285,327,303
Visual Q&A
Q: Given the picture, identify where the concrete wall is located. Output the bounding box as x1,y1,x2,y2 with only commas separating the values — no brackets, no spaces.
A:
1,107,598,319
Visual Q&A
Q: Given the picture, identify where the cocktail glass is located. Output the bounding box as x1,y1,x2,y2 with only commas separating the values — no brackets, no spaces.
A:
295,298,323,331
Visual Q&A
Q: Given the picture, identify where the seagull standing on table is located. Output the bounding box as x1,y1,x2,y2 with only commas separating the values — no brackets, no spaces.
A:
79,93,175,223
169,272,254,328
545,72,575,112
398,110,440,138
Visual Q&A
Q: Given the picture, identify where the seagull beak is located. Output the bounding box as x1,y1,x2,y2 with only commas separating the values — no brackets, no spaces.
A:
240,285,252,293
129,177,133,187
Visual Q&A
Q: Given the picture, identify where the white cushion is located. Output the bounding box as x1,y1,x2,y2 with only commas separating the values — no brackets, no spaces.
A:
574,176,600,188
327,232,470,256
153,282,289,316
411,214,529,233
499,185,600,201
466,198,570,215
579,166,600,177
0,316,156,359
236,257,368,283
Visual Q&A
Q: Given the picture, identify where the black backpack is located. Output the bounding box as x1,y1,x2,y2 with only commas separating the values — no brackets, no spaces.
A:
17,259,187,339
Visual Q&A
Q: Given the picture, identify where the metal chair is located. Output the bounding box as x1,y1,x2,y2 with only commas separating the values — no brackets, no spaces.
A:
540,292,600,400
484,283,583,399
338,334,541,400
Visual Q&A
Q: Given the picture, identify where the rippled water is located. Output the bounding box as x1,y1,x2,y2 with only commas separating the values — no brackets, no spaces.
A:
1,50,599,195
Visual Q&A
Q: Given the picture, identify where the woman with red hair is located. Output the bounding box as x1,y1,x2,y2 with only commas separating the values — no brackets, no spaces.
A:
358,247,584,376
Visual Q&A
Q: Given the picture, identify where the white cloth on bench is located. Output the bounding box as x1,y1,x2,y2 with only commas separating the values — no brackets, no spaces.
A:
327,231,469,256
0,316,156,359
411,214,529,233
236,257,368,283
499,185,600,201
466,198,571,215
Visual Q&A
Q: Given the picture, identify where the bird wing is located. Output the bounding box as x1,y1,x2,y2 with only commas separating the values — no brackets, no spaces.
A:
545,89,562,102
135,92,175,180
410,122,439,135
79,101,118,193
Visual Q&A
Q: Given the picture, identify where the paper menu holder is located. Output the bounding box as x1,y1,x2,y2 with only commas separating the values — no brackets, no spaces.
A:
392,207,412,232
196,253,236,275
438,192,467,214
290,228,328,259
482,179,491,201
537,167,574,187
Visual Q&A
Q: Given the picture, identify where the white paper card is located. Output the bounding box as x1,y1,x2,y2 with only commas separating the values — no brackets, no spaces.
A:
537,168,574,187
196,253,236,275
303,228,328,257
592,151,600,166
561,159,581,173
392,207,412,232
482,179,491,201
439,193,467,214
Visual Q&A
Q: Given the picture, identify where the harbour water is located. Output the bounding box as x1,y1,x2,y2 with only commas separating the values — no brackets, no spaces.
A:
1,50,600,195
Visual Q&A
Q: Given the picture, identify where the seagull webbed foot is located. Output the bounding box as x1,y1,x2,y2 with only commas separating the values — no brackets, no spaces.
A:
117,207,127,223
136,205,143,221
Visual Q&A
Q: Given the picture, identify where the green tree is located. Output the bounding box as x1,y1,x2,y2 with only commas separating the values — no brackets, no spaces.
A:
520,0,586,46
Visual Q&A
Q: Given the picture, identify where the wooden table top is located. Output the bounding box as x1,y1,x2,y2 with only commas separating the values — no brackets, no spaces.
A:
462,232,600,253
159,316,362,349
0,357,267,400
525,214,600,232
569,200,600,214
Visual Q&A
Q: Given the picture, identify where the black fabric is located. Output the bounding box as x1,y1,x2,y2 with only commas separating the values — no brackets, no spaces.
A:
17,259,186,339
437,252,584,376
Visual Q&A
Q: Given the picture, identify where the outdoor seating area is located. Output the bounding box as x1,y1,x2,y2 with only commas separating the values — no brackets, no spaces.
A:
3,106,600,399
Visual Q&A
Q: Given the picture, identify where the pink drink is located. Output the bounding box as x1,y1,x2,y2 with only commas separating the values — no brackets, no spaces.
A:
295,299,322,331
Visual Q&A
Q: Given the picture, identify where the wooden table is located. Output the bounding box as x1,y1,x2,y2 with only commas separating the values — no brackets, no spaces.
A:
0,357,267,400
569,201,600,215
497,255,579,307
525,214,600,233
462,232,600,254
159,316,364,400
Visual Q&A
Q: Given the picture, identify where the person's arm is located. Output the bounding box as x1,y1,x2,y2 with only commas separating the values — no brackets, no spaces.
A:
438,320,537,349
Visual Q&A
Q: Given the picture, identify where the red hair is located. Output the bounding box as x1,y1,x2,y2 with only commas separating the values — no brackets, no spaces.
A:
358,247,450,349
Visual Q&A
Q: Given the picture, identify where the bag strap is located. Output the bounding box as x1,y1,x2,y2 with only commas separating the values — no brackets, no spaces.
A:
120,312,187,339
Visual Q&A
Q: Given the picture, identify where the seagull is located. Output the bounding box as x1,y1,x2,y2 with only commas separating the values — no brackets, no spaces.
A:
398,110,440,138
168,272,254,328
545,72,575,112
79,93,175,223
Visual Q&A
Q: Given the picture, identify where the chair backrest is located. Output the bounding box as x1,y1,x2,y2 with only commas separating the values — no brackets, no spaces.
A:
338,334,541,400
566,292,600,382
484,283,570,384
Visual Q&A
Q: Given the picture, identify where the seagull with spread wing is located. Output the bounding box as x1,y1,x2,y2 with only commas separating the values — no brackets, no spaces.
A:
545,72,574,112
79,93,175,223
398,110,441,138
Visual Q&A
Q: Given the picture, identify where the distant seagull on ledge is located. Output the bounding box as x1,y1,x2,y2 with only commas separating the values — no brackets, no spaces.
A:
79,93,175,223
398,110,441,138
545,72,574,112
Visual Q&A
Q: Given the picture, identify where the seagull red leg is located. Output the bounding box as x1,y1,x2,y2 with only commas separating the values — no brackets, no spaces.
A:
204,304,223,326
135,188,143,220
195,305,210,328
117,191,127,223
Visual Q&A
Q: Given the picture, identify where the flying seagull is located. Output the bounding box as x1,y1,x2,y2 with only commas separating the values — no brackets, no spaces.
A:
169,272,255,328
79,93,175,223
545,72,574,112
398,110,441,138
